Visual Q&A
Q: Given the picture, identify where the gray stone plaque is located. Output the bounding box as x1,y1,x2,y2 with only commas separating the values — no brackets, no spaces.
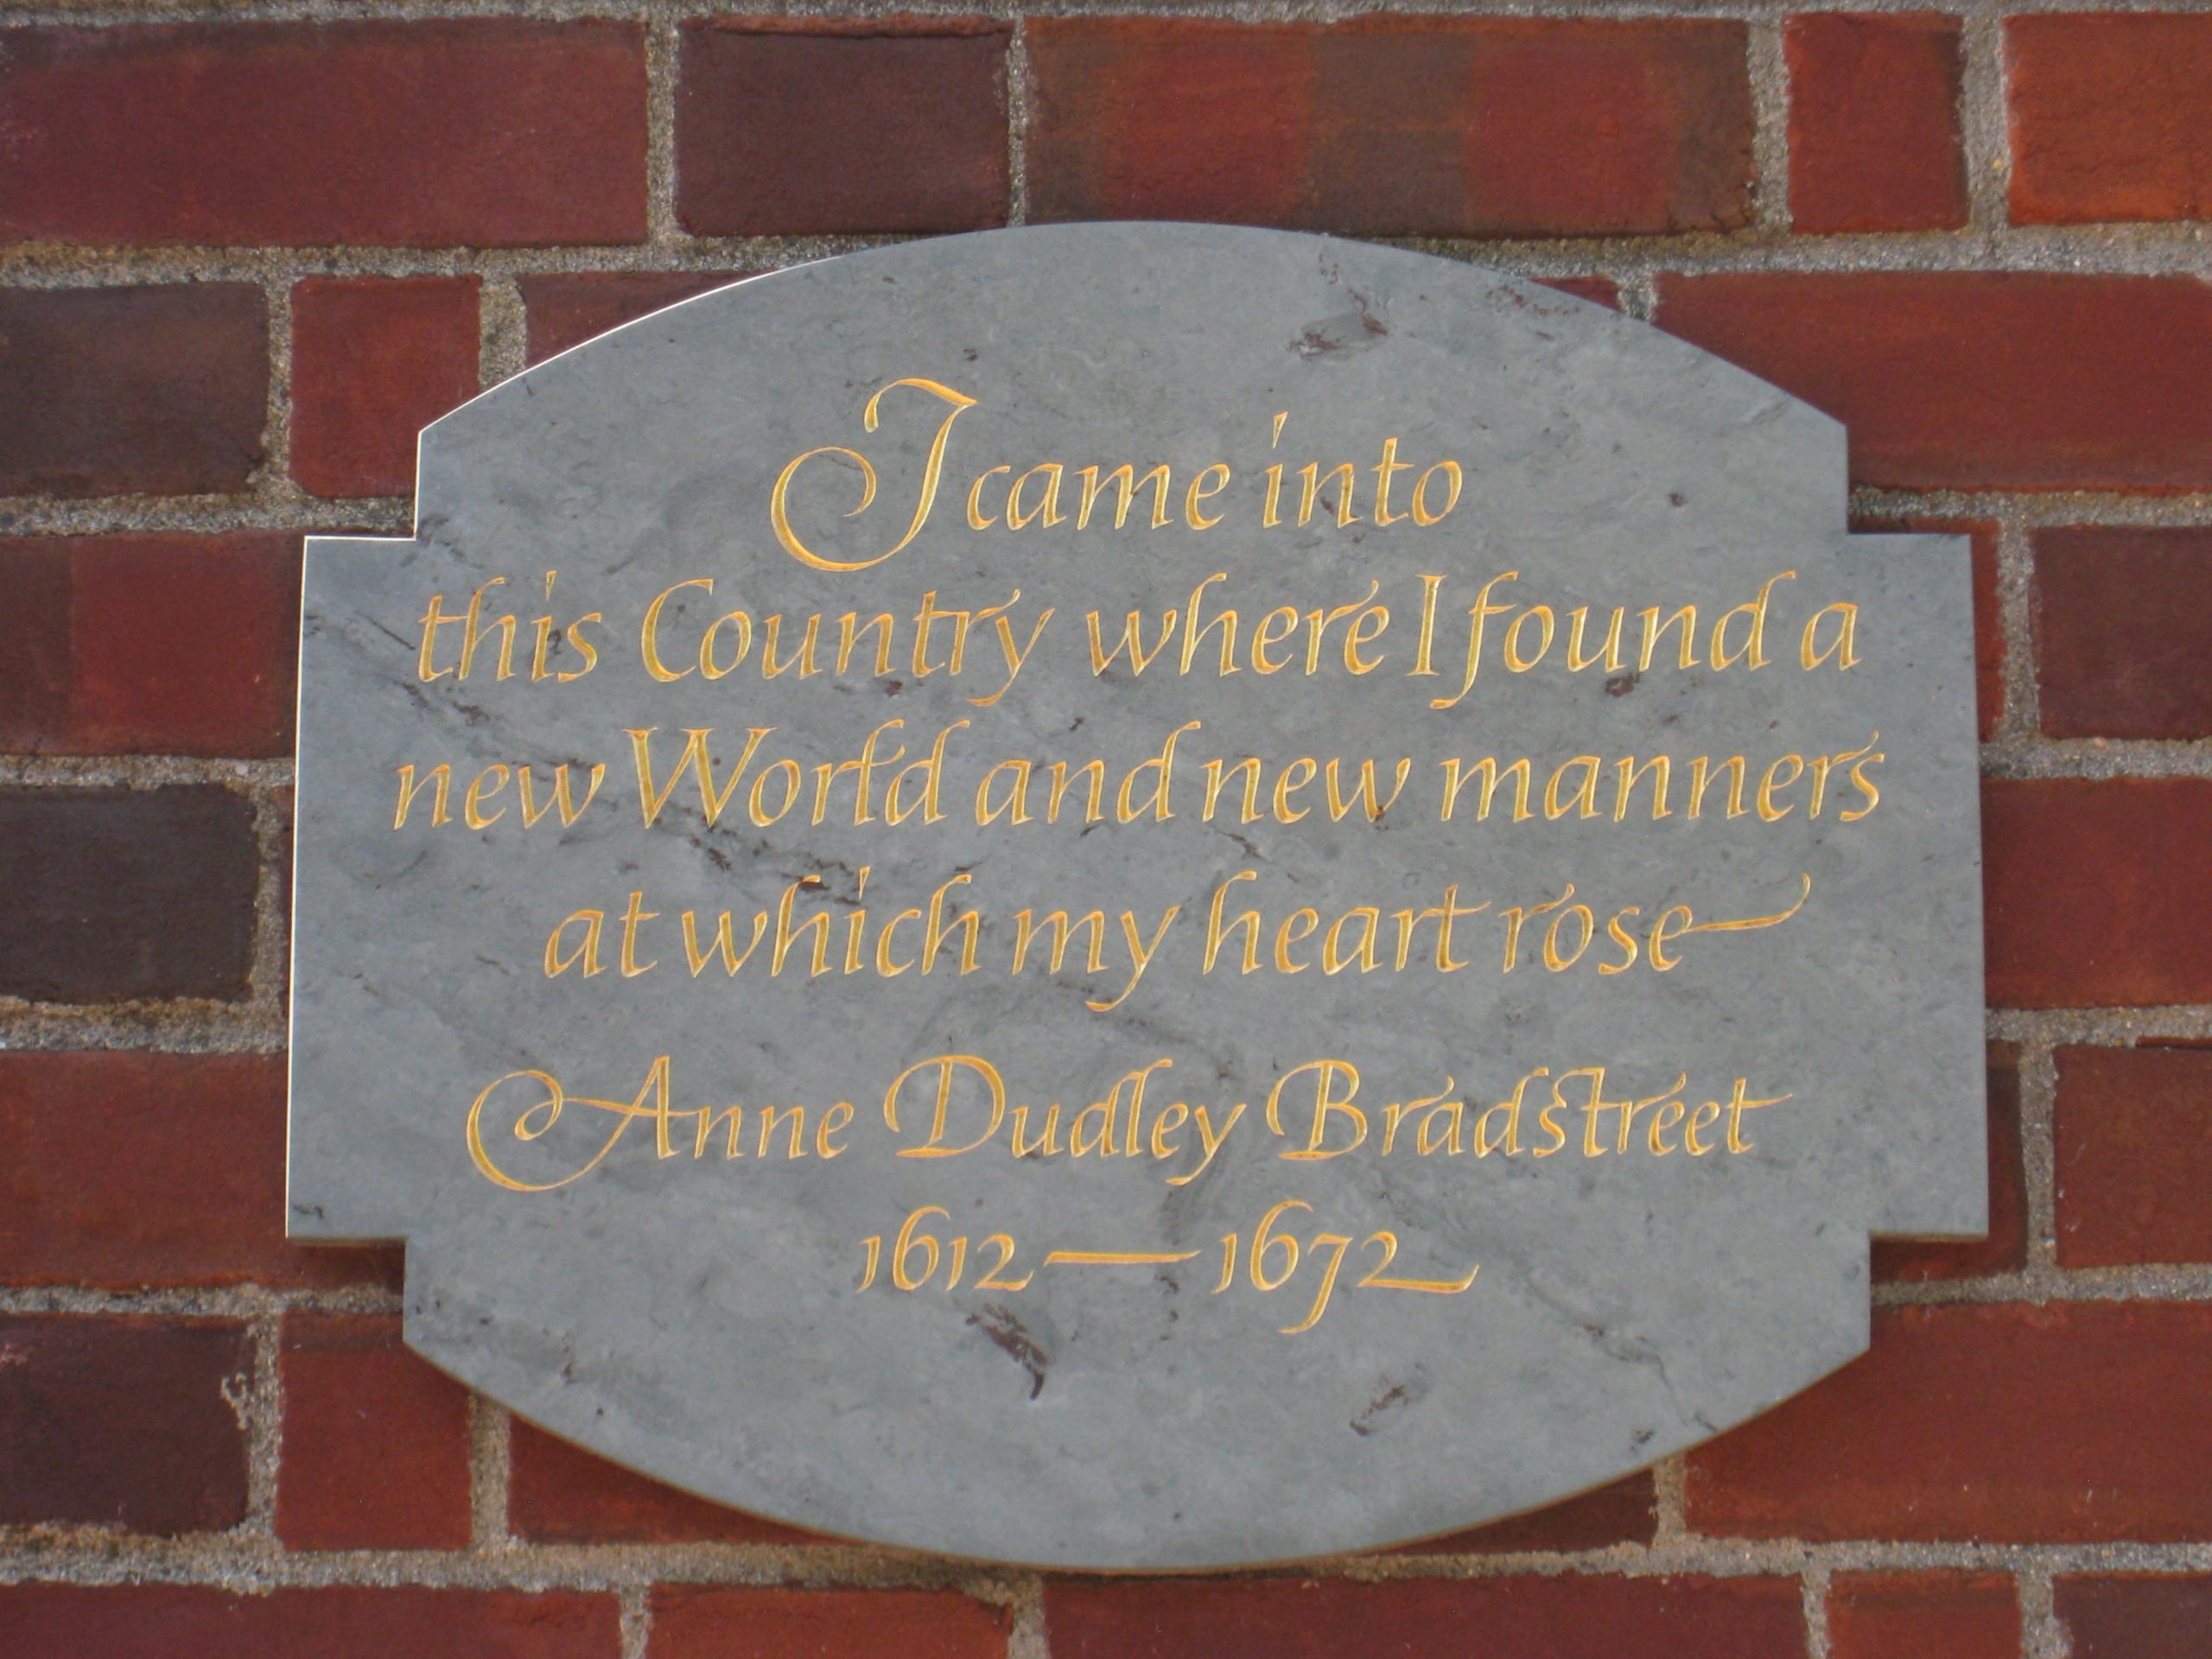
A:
290,223,1985,1568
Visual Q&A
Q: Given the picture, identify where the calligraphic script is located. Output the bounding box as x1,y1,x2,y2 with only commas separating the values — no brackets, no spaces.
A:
289,224,1985,1567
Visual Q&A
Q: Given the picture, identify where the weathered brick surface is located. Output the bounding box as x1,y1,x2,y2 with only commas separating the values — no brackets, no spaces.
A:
1873,1043,2026,1282
2009,15,2212,225
1687,1304,2212,1541
650,1587,1009,1659
1827,1573,2020,1659
519,271,754,365
2056,1575,2212,1659
0,1051,397,1288
1399,1471,1657,1554
0,785,258,1002
0,23,649,247
1786,15,1967,232
0,1314,250,1533
677,23,1008,236
2035,528,2212,739
2056,1045,2212,1267
509,1419,820,1545
0,285,266,497
290,277,481,499
1029,18,1753,236
0,534,299,756
0,1585,622,1657
1045,1576,1806,1659
1656,274,2212,492
278,1314,474,1549
1982,779,2212,1009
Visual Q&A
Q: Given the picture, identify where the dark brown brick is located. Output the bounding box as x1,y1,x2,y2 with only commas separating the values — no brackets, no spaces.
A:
290,277,481,499
0,534,299,757
1030,18,1754,237
2056,1045,2212,1267
2056,1575,2212,1659
1874,1043,2027,1282
677,23,1008,236
0,285,266,497
0,23,647,247
0,540,71,737
0,785,258,1002
509,1419,819,1544
1983,779,2212,1009
1688,1304,2212,1541
2036,527,2212,739
520,271,755,365
0,1314,250,1533
0,1051,398,1289
1656,273,2212,492
0,1585,622,1657
1045,1576,1805,1659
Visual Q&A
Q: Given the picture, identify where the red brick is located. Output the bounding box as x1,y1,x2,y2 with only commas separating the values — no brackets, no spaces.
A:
2056,1575,2212,1659
1852,516,2002,739
277,1315,472,1549
0,1051,398,1290
0,1314,249,1533
1687,1303,2212,1541
509,1419,819,1544
1656,273,2212,492
0,285,266,497
1786,15,1967,232
1874,1043,2027,1282
1983,779,2212,1009
2056,1045,2212,1268
1046,1577,1804,1659
1827,1573,2020,1659
651,1587,1007,1659
2010,16,2212,225
0,1585,620,1657
1029,18,1753,237
0,23,647,246
519,271,754,365
1396,1471,1656,1554
677,23,1008,236
291,277,480,498
1537,276,1624,311
0,785,258,1002
0,534,299,757
2035,528,2212,739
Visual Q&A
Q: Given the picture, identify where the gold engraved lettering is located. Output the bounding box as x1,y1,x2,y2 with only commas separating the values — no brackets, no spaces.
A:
771,378,977,572
885,1053,1004,1158
1076,463,1173,530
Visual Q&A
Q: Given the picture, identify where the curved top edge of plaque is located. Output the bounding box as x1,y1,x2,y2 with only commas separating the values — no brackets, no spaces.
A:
405,222,1848,543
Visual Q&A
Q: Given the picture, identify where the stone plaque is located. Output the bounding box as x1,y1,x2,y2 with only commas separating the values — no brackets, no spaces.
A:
289,224,1985,1568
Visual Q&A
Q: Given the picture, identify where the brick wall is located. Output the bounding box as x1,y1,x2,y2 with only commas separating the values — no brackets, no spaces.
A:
1,7,2207,1657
